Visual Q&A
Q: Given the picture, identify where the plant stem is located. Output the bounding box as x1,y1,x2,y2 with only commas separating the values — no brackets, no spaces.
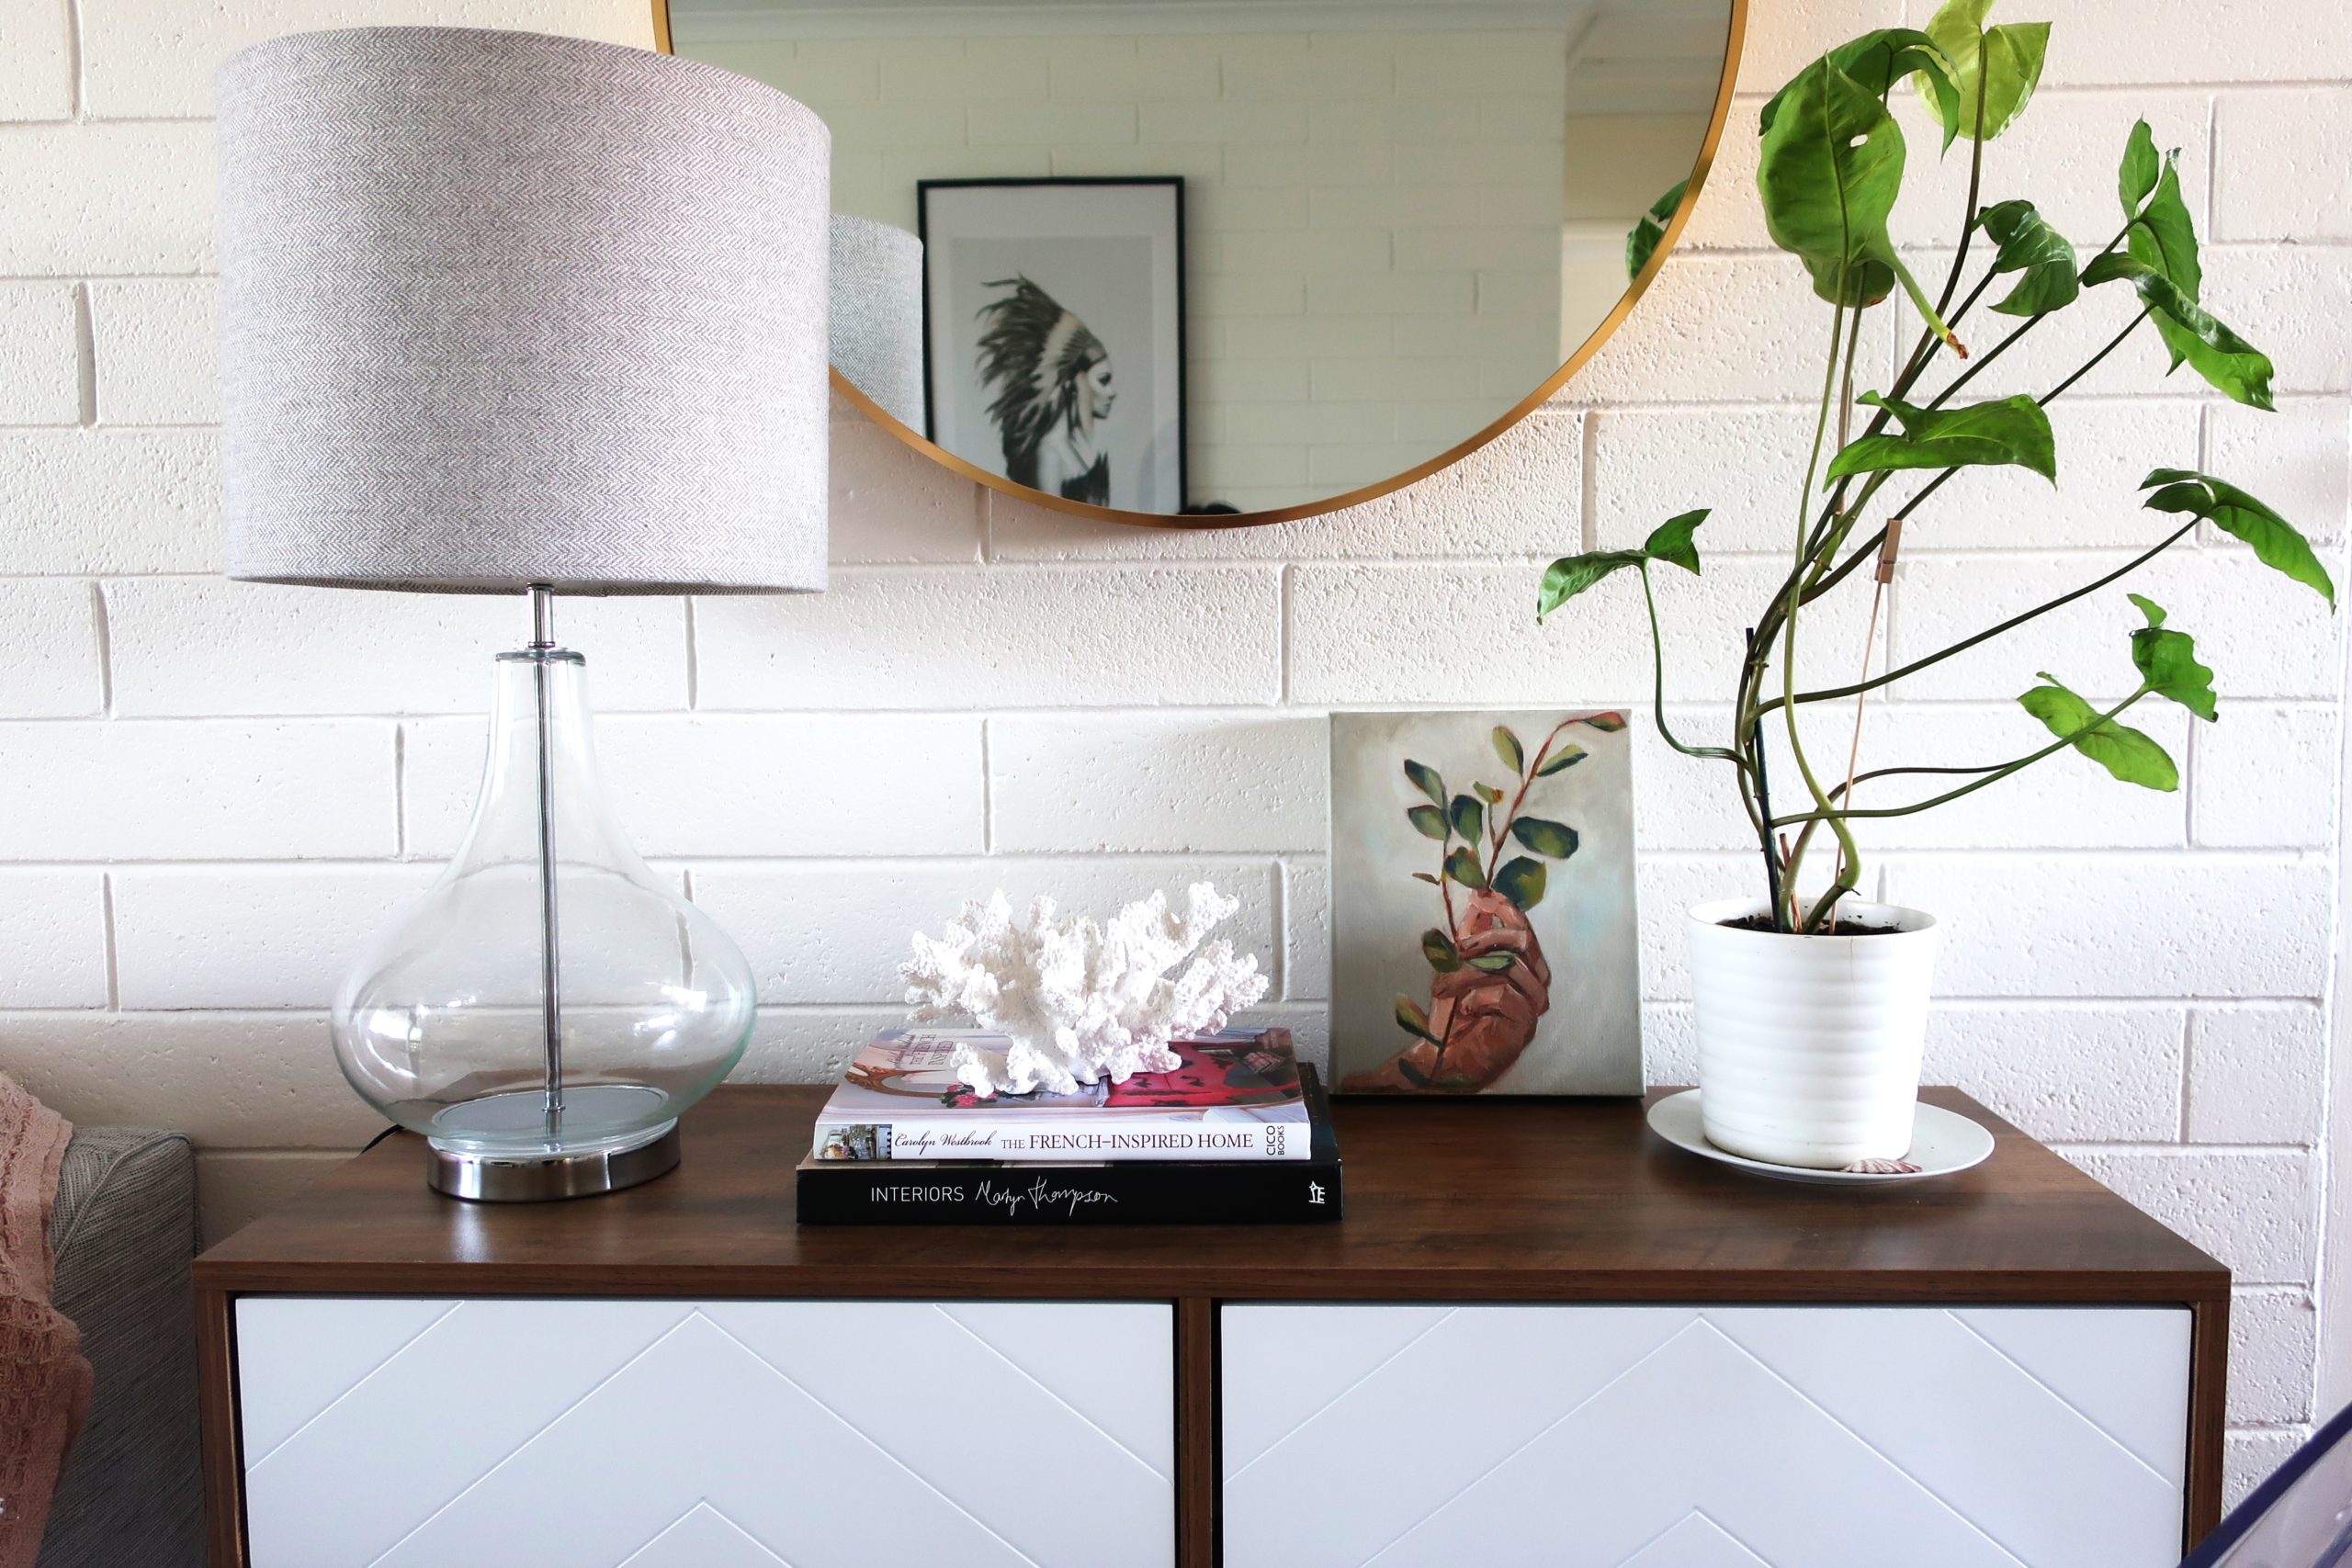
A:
1780,292,1863,928
1768,516,2199,713
1639,567,1745,770
1772,688,2156,827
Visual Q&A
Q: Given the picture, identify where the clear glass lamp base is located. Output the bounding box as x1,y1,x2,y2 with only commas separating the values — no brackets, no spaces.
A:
424,1086,682,1201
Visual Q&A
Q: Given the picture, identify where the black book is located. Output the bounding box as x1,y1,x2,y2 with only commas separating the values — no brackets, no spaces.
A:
797,1066,1343,1225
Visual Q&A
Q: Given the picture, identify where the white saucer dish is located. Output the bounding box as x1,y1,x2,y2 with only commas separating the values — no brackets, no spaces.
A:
1645,1089,1995,1185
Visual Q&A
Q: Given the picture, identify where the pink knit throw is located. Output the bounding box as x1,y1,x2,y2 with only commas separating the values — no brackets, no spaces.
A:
0,1076,88,1568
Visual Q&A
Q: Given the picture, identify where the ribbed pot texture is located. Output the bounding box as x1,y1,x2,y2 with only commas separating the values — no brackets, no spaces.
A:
1687,897,1940,1168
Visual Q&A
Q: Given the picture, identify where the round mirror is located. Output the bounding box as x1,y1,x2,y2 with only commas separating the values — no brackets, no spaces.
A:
658,0,1743,525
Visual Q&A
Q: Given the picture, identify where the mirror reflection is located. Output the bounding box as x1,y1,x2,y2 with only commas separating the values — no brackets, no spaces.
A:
668,0,1736,518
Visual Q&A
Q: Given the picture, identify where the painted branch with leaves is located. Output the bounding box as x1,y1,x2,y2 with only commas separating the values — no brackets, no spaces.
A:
1543,0,2336,935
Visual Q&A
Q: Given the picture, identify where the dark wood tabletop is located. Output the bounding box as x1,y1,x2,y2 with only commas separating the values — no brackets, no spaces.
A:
195,1083,2226,1304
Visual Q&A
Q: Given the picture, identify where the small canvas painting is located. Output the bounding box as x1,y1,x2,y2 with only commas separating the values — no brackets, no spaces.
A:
1329,710,1642,1097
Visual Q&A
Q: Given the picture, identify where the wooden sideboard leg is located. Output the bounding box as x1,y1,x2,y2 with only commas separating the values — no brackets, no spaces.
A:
197,1286,246,1568
1176,1296,1217,1568
2186,1292,2232,1550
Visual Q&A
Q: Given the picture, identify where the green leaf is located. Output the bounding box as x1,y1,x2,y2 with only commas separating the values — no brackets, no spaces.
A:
1395,995,1442,1045
1576,712,1630,733
2124,594,2217,721
1421,927,1463,973
1474,782,1505,806
1642,508,1710,575
1407,804,1451,840
1827,392,2056,480
1443,846,1488,890
1758,57,1955,344
1467,953,1518,973
2020,676,2178,790
1403,759,1445,807
1923,0,2049,141
1492,727,1524,774
1537,549,1648,620
1760,30,1960,142
2142,468,2335,607
2119,119,2161,218
1450,793,1485,844
1410,872,1440,885
1510,817,1581,859
1977,198,2078,316
1624,178,1689,282
2080,255,2274,409
1534,745,1589,776
1493,855,1548,910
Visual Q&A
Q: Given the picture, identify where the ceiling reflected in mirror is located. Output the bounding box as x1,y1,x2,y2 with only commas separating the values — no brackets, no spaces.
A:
662,0,1740,524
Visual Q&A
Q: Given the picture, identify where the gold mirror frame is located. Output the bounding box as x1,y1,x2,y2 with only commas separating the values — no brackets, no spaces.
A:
652,0,1747,530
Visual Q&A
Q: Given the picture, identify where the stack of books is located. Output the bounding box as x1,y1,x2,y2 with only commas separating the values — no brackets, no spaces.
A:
796,1026,1342,1224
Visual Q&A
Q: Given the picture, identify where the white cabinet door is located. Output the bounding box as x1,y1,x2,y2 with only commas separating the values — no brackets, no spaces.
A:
1221,1303,2189,1568
238,1297,1174,1568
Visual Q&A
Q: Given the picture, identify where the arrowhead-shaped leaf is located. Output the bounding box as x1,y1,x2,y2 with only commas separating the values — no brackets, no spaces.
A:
1537,549,1648,619
1759,30,1962,143
1404,759,1446,806
2125,594,2217,721
1421,927,1464,973
1407,804,1451,840
1760,57,1953,344
1449,793,1485,844
1494,856,1548,911
2020,676,2179,790
2081,255,2274,409
1624,178,1689,281
1492,727,1524,774
1827,392,2056,480
1535,745,1589,777
1643,508,1710,574
1977,198,2078,316
1443,847,1487,890
2142,468,2335,606
1510,817,1581,859
1924,0,2048,141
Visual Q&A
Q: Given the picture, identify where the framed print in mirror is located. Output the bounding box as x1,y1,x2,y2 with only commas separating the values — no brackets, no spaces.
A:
1329,710,1641,1098
919,177,1186,513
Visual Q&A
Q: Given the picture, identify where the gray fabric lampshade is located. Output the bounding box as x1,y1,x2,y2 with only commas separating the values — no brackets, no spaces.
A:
830,216,924,432
217,27,831,595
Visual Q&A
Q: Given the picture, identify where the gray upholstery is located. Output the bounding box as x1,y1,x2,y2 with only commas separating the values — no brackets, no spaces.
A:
39,1129,201,1568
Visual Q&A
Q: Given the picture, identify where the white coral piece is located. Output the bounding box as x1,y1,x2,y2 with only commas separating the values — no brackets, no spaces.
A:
899,882,1272,1099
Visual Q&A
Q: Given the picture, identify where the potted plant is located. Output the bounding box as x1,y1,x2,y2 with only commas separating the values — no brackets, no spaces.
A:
1539,0,2336,1168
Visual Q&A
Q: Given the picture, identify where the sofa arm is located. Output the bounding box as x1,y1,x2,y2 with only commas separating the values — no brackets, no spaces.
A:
40,1129,201,1568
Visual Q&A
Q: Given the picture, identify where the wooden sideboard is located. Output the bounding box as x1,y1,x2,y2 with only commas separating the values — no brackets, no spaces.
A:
195,1085,2230,1568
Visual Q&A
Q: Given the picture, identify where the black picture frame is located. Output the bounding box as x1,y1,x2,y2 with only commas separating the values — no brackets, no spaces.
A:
917,176,1188,513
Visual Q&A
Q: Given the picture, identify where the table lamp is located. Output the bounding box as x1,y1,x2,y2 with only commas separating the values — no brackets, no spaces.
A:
216,27,830,1200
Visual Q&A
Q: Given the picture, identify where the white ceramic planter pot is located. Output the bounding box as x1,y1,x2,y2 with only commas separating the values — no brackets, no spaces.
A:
1687,897,1940,1168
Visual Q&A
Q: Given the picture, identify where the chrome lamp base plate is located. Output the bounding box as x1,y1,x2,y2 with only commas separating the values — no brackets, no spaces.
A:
425,1122,682,1202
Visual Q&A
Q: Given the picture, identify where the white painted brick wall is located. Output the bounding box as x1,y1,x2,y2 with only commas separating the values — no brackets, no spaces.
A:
2,0,2343,1511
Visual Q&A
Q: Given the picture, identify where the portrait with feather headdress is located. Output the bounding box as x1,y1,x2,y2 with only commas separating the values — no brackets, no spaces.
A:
973,276,1116,505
